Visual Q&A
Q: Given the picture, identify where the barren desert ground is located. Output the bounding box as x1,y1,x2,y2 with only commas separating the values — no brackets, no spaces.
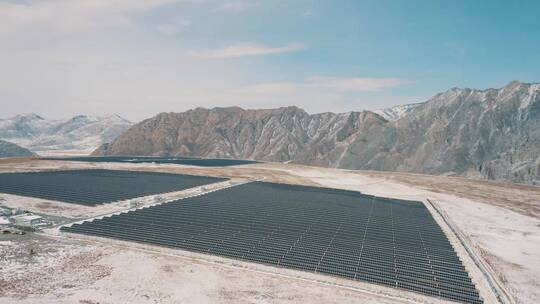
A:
1,158,538,304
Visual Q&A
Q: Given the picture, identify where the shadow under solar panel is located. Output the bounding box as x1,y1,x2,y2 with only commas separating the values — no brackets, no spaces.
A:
0,169,226,205
61,181,483,304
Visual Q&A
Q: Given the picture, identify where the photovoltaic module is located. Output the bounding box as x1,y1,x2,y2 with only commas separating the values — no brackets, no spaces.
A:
0,169,226,205
61,182,482,303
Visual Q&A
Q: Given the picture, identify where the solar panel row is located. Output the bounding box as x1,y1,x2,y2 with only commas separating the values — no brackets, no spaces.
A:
0,169,226,205
61,182,483,304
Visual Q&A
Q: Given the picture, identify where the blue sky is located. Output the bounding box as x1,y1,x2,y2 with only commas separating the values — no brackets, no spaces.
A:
1,0,539,121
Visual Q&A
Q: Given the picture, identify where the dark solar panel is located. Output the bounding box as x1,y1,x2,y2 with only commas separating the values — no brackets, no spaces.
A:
41,156,259,167
61,182,483,303
0,169,226,205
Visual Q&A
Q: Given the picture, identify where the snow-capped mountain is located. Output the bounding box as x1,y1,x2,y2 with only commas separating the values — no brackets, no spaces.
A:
0,114,132,154
372,103,422,121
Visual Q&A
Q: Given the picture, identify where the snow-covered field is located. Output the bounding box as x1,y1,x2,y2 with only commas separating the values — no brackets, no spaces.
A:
2,233,449,304
0,159,538,304
278,166,539,304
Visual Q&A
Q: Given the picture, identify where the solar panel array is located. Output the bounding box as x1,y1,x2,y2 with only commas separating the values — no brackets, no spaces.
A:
0,169,226,205
61,182,482,304
41,156,259,167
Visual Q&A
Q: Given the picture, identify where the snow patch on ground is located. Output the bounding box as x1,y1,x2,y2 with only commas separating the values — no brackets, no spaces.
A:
0,235,111,299
436,198,540,304
289,166,540,304
1,234,451,304
0,160,538,304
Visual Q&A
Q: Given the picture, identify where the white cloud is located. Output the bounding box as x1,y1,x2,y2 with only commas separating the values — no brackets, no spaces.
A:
0,1,416,121
215,1,255,13
156,19,191,34
0,40,245,120
236,76,411,95
306,76,412,92
0,37,414,119
237,83,299,94
302,8,313,17
192,42,306,59
204,76,412,113
0,0,181,44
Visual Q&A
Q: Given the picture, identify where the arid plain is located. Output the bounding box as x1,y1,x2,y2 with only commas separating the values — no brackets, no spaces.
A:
0,158,538,304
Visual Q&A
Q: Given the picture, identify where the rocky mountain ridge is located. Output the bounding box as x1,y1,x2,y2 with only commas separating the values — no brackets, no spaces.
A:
0,140,36,158
0,114,132,153
373,103,422,121
93,81,540,184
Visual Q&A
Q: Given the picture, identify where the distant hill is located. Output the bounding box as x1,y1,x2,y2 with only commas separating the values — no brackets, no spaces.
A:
94,81,540,185
0,139,36,158
0,114,132,154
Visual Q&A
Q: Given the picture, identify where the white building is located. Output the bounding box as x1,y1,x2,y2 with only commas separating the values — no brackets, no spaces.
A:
11,214,43,227
0,205,11,216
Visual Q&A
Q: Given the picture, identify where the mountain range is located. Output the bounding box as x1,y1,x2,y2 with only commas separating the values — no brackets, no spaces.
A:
0,139,36,158
94,81,540,185
0,114,132,154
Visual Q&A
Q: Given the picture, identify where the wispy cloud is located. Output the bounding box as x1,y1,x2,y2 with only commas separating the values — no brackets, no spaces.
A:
215,1,255,13
0,0,180,36
306,76,412,92
0,0,185,52
156,19,191,34
302,8,313,17
216,76,413,113
0,1,418,120
238,76,411,94
192,42,306,59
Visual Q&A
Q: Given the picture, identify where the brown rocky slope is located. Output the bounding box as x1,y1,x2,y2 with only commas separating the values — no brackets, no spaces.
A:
94,81,540,184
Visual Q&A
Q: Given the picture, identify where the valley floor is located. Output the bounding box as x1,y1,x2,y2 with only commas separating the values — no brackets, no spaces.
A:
0,159,538,304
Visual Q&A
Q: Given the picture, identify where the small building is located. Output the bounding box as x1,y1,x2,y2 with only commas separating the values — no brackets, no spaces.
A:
11,214,44,227
0,205,11,216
